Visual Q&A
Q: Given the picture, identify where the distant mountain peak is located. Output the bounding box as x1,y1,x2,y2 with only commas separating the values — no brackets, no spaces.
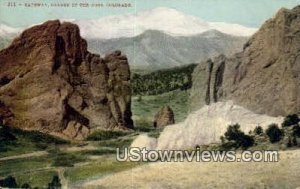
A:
73,7,257,39
137,29,169,37
87,29,248,69
0,7,257,40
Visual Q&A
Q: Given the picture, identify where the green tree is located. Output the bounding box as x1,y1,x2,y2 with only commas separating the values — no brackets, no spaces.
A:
287,137,293,147
253,126,264,135
137,95,142,102
221,124,254,149
282,114,300,127
131,64,197,95
292,125,300,137
0,176,18,188
0,125,16,141
293,137,298,146
266,124,284,143
21,183,32,189
48,175,61,189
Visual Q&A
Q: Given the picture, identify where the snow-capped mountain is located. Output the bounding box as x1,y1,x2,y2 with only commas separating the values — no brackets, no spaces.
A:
75,7,257,39
0,7,257,40
0,7,254,69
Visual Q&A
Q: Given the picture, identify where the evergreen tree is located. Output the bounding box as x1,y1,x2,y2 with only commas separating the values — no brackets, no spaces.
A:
287,137,293,147
253,126,264,135
292,137,298,146
266,124,284,143
282,114,300,127
221,124,254,149
131,64,197,95
292,125,300,137
0,176,18,188
21,183,32,189
48,175,61,189
0,125,16,141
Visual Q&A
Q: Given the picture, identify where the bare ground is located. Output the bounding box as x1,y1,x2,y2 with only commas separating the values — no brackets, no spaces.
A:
84,150,300,189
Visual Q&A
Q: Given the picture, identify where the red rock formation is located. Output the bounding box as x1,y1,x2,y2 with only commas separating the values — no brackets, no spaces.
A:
0,20,133,140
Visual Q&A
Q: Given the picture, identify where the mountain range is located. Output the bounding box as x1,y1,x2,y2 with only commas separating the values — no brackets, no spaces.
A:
0,8,257,40
87,30,248,69
74,7,257,39
0,7,255,69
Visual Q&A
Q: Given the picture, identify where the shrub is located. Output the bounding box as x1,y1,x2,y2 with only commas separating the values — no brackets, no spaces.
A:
0,176,18,188
0,126,16,141
292,125,300,137
287,136,298,147
253,126,264,135
293,137,298,146
86,130,131,141
282,114,300,127
47,175,61,189
266,124,284,143
137,95,143,102
221,124,254,149
287,137,293,147
21,183,32,189
220,140,238,150
0,126,17,152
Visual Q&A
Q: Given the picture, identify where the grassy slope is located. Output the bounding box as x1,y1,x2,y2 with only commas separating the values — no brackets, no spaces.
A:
0,156,55,187
0,128,68,158
0,73,191,188
65,156,143,185
132,89,190,128
0,129,139,188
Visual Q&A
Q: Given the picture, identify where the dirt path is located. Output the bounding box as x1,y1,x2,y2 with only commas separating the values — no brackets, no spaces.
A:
0,141,99,161
0,151,48,161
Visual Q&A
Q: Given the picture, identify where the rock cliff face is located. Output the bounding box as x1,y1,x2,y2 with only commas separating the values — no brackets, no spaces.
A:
0,20,133,140
191,6,300,116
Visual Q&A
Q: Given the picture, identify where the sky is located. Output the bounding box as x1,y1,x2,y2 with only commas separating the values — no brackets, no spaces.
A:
0,0,300,28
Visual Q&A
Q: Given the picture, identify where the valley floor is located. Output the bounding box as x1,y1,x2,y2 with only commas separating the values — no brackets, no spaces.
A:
84,150,300,189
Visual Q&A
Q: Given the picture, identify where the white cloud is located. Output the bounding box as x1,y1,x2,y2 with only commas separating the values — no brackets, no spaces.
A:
0,7,258,39
74,7,258,39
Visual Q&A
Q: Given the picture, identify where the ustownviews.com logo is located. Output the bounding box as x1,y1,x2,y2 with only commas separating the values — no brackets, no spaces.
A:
116,148,279,162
